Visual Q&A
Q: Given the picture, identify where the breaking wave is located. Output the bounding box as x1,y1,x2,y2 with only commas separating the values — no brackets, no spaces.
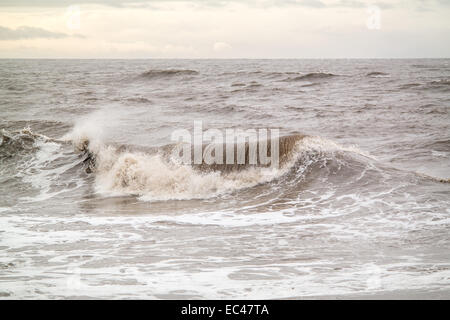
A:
60,123,378,201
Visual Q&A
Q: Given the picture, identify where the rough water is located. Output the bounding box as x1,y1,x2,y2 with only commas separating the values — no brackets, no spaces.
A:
0,59,449,299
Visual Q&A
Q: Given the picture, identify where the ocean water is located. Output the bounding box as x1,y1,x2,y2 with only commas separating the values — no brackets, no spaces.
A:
0,59,449,299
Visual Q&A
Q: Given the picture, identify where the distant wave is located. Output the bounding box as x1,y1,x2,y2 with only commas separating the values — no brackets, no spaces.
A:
411,64,444,71
126,97,152,103
428,79,450,87
231,81,263,92
140,69,199,79
284,72,337,82
414,79,450,92
398,83,421,89
366,71,390,78
221,71,337,81
398,79,450,91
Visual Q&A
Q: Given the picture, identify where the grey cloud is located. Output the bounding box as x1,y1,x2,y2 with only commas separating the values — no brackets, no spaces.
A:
0,26,84,40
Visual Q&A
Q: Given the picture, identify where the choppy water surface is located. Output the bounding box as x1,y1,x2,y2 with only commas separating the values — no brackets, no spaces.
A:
0,59,449,299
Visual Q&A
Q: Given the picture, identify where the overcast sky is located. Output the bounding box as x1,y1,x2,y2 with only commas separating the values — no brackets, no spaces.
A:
0,0,449,58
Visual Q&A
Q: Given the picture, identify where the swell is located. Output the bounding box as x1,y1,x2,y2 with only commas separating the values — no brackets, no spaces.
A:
427,79,450,89
398,79,450,92
139,69,199,79
366,71,390,77
283,72,337,82
221,71,337,81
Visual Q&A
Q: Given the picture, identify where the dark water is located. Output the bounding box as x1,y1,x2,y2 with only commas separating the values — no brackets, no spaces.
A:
0,59,449,299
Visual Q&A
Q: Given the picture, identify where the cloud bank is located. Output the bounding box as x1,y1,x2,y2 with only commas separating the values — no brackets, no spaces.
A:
0,25,83,40
0,0,448,58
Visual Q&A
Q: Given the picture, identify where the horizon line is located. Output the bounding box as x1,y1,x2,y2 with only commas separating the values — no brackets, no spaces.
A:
0,57,449,60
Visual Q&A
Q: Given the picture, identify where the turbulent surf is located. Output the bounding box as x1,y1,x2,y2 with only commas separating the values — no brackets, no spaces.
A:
1,59,449,299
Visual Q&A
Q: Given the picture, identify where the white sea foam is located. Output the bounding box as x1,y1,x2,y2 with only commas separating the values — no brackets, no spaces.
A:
17,137,84,202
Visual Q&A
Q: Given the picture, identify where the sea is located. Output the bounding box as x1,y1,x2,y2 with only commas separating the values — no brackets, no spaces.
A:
0,59,449,299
